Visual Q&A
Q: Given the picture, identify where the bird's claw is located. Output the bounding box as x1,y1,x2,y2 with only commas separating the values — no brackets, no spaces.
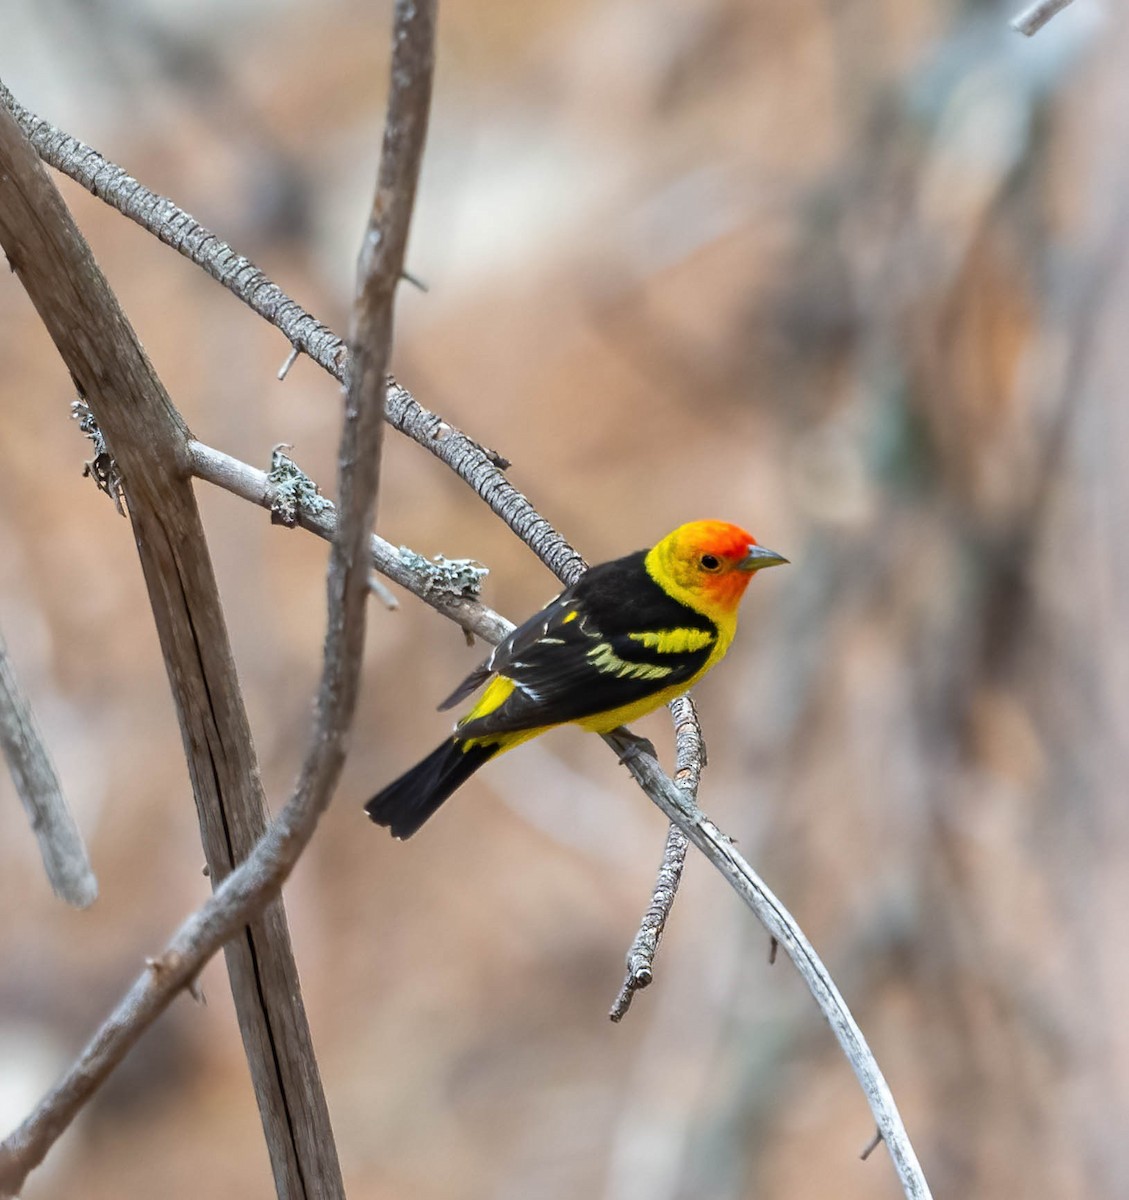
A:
608,728,657,765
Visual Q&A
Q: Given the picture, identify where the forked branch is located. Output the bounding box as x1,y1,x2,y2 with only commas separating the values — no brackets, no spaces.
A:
612,748,931,1197
0,1,435,1194
609,697,700,1021
187,444,932,1197
0,83,346,1200
0,80,583,584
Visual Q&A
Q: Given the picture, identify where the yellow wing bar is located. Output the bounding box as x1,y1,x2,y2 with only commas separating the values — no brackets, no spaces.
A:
587,642,674,681
627,628,715,655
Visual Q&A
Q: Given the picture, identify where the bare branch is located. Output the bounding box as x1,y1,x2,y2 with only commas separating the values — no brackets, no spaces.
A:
0,96,344,1200
0,83,575,579
0,631,97,908
609,745,932,1199
284,0,436,842
187,440,511,644
0,80,346,377
609,696,702,1021
1010,0,1076,35
0,0,435,1186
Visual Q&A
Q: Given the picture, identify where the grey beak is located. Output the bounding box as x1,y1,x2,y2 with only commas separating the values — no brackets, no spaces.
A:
739,544,789,571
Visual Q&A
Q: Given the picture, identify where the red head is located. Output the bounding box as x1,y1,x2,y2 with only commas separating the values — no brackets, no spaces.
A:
645,520,788,618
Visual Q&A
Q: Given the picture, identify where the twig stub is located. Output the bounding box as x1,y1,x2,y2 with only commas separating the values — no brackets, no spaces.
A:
860,1127,884,1160
1010,0,1076,36
277,345,301,380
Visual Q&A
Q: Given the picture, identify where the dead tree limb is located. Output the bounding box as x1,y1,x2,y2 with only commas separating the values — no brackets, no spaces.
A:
0,629,98,908
0,0,434,1188
0,85,346,1200
186,440,512,645
0,81,582,583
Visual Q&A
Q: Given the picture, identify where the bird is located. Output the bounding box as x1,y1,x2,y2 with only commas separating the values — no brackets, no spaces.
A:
365,520,787,838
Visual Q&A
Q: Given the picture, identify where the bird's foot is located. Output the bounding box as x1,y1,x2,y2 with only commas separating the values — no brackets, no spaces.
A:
607,728,657,765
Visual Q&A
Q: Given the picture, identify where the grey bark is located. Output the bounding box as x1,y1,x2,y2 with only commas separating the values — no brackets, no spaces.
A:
0,89,342,1200
0,630,98,907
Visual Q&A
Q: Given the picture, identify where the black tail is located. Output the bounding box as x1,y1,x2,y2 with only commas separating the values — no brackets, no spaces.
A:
365,739,499,839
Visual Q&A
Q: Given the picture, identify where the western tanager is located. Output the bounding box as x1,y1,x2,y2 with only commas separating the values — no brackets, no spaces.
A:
366,520,787,838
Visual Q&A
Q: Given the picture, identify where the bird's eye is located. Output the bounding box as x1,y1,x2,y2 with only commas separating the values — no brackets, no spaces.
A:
699,554,721,572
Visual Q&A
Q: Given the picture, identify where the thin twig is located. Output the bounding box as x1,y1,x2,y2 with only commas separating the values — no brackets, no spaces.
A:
609,696,702,1021
0,631,97,908
608,822,689,1017
860,1127,884,1160
187,440,512,645
1010,0,1076,35
367,575,400,609
610,748,931,1199
0,84,560,572
0,2,435,1192
277,345,300,380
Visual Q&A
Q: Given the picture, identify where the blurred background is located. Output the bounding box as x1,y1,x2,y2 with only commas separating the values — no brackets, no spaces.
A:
0,0,1123,1195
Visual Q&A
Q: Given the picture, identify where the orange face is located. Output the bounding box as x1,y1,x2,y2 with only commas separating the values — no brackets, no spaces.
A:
680,520,758,609
649,520,788,616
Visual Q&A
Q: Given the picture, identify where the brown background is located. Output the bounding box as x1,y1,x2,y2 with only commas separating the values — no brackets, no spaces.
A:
1,0,1126,1196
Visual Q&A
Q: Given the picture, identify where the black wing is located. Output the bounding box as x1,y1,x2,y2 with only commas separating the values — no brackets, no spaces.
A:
437,586,577,713
446,552,717,739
